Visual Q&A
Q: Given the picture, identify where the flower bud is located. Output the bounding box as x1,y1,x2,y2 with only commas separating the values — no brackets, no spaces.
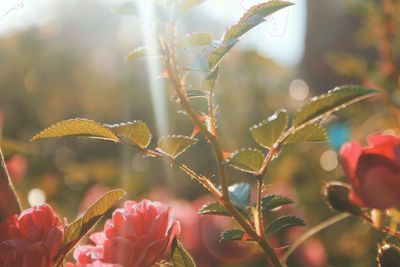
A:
378,243,400,267
323,182,361,215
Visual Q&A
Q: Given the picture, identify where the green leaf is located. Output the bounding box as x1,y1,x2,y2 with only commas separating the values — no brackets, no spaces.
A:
179,0,206,12
265,215,305,236
113,1,137,15
198,202,230,216
157,135,198,159
125,47,160,61
223,1,293,44
284,124,328,144
59,189,126,258
250,109,288,149
225,148,264,174
261,195,293,212
202,67,219,91
105,121,152,149
186,89,210,98
229,183,251,209
31,118,119,142
293,85,377,127
171,238,197,267
180,32,213,47
220,229,245,242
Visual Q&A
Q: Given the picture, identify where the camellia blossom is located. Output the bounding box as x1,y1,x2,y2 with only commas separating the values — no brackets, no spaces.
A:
0,204,64,267
339,133,400,209
70,200,180,267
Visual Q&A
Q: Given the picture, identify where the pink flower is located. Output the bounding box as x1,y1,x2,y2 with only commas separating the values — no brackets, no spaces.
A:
339,133,400,209
0,204,64,267
71,200,180,267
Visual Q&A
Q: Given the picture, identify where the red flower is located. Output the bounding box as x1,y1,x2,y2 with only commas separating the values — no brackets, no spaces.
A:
71,200,180,267
0,204,64,267
339,133,400,209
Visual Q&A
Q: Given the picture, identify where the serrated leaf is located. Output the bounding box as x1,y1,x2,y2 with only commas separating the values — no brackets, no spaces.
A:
202,67,219,91
261,195,293,212
31,118,119,142
113,1,137,15
186,89,210,98
265,215,305,236
58,189,126,259
179,0,206,12
198,202,230,216
225,148,264,174
250,109,288,149
171,238,197,267
157,135,198,159
105,121,151,149
180,32,213,47
125,47,160,61
293,85,377,127
229,183,251,209
223,1,293,44
284,124,328,144
220,229,245,242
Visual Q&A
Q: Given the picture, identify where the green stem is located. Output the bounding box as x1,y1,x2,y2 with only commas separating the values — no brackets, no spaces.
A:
281,213,350,265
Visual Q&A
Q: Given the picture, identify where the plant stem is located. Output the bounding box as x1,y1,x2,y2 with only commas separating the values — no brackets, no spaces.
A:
0,145,21,219
281,213,350,266
361,213,400,238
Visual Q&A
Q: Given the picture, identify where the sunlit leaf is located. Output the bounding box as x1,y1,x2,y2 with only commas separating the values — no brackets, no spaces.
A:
157,135,198,158
171,238,197,267
106,121,151,149
180,32,213,47
220,229,245,242
198,202,230,216
59,189,126,259
229,183,251,209
284,124,328,144
265,215,305,236
225,148,264,174
202,67,219,91
261,195,293,212
125,47,160,61
223,1,293,44
250,109,288,149
293,85,377,127
31,118,119,142
179,0,206,12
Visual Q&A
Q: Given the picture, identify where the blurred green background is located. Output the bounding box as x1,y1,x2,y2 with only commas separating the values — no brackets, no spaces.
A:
0,0,399,266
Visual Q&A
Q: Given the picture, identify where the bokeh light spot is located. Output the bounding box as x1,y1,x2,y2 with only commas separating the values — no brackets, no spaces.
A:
28,188,46,206
320,150,338,171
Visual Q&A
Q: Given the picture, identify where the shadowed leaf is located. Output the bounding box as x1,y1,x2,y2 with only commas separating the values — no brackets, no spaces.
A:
198,202,230,216
261,195,293,212
250,109,288,149
202,67,219,91
225,148,264,174
265,215,305,236
220,229,245,242
158,135,198,159
171,238,197,267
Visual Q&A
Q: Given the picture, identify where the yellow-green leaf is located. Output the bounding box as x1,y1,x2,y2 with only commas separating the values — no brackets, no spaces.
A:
60,189,126,259
125,47,160,61
157,135,198,159
202,67,219,91
284,124,328,144
293,85,377,127
171,238,197,267
250,109,288,149
31,118,119,142
225,148,264,174
106,121,151,149
179,0,206,13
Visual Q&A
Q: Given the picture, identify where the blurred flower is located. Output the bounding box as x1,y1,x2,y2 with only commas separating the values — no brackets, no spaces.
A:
6,154,27,184
71,200,180,267
339,133,400,209
0,204,64,267
79,184,110,215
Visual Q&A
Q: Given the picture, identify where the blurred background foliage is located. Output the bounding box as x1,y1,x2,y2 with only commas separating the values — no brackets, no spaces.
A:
0,0,398,266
